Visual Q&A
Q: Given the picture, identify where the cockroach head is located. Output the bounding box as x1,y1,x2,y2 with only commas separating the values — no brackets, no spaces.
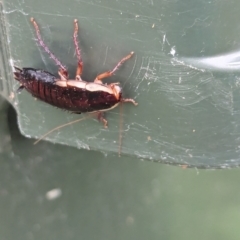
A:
109,83,122,100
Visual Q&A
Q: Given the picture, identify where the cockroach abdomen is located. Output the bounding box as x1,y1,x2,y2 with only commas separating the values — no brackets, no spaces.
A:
23,68,56,83
14,67,57,84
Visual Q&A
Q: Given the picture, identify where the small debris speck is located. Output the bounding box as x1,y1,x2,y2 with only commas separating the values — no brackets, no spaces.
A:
46,188,62,200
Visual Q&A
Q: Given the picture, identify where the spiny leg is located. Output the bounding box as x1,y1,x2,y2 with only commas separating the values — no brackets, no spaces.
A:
96,112,108,128
58,68,68,81
94,51,134,83
73,19,83,80
121,98,138,106
30,18,68,79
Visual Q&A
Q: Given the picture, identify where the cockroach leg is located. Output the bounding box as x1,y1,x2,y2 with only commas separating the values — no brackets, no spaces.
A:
97,112,108,128
121,98,138,106
94,51,134,83
58,68,68,81
75,62,83,81
30,17,68,79
110,82,120,85
73,19,83,80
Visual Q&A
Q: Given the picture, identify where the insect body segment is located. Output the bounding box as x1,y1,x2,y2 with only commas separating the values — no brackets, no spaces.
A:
14,18,137,127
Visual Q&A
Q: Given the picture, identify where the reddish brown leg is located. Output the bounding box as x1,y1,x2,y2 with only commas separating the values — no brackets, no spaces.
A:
73,19,83,80
58,68,68,81
121,98,138,106
97,112,108,128
94,51,134,83
30,18,68,79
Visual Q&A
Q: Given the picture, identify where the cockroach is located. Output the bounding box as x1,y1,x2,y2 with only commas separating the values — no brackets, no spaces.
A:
13,18,137,154
14,18,137,129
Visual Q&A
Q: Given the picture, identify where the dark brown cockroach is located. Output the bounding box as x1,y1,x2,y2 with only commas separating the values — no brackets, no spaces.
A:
14,18,137,129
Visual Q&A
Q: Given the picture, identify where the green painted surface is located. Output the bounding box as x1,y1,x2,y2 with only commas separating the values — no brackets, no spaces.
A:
1,0,240,166
0,99,240,240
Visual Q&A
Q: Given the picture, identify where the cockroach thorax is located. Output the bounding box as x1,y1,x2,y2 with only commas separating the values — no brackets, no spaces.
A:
55,80,122,100
109,84,122,100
